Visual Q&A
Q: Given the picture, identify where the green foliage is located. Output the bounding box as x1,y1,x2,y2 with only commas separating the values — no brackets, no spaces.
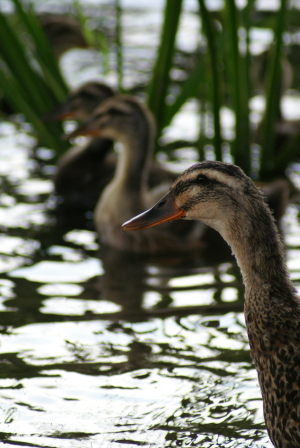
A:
223,0,251,173
259,0,288,178
147,0,183,136
197,0,223,161
0,0,70,156
147,0,299,180
0,0,299,181
115,0,124,93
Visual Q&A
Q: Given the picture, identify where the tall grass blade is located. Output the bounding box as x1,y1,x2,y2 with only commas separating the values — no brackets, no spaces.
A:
73,0,110,74
197,0,222,161
224,0,251,173
147,0,183,137
0,4,69,155
259,0,288,179
115,0,124,93
0,67,67,153
13,0,68,100
0,12,52,112
162,55,206,129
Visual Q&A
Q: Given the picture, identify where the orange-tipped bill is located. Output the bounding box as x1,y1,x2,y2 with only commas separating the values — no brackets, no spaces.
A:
43,101,75,122
122,191,186,232
63,120,101,140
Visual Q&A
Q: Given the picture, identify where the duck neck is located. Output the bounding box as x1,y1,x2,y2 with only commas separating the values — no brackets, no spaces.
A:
223,203,296,304
113,119,154,195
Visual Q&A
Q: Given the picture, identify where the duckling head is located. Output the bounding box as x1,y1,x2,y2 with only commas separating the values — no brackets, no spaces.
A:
66,95,155,146
46,81,114,122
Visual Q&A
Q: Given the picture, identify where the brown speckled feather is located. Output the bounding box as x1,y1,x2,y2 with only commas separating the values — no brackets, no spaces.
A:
124,160,300,447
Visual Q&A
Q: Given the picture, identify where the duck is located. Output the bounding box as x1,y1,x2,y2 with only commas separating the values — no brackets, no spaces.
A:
50,80,293,223
48,81,116,211
38,14,88,60
122,160,300,448
51,85,179,217
46,80,115,122
68,95,205,252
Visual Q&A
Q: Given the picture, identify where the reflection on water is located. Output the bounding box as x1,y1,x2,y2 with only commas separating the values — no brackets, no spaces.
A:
0,121,284,448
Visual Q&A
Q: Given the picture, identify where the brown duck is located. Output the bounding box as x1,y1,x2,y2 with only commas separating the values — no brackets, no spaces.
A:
48,81,115,212
123,161,300,448
52,85,177,215
69,96,205,252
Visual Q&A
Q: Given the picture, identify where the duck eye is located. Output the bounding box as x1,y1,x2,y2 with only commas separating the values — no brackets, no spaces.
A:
109,107,128,116
196,174,209,184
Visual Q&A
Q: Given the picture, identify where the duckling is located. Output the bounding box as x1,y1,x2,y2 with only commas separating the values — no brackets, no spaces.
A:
122,160,300,448
38,14,88,60
68,96,205,252
51,81,115,211
52,85,178,216
46,81,115,122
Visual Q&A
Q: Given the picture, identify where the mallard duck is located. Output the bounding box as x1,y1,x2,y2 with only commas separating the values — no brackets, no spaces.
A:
48,81,115,211
46,81,115,122
68,95,205,252
38,14,88,59
50,79,292,224
122,160,300,448
51,86,179,216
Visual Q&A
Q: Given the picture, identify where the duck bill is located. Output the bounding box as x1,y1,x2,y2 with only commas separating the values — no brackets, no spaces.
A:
63,120,101,140
44,102,74,121
122,191,186,232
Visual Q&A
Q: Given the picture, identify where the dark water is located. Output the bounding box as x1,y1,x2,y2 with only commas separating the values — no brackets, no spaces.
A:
2,1,300,447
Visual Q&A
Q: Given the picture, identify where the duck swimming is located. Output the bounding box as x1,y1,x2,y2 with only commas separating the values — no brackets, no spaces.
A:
51,85,178,216
46,81,115,122
68,95,205,252
38,14,88,59
48,81,115,212
122,161,300,448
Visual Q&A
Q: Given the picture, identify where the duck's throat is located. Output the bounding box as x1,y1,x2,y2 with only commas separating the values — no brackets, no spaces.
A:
114,129,153,193
224,208,294,300
97,126,154,224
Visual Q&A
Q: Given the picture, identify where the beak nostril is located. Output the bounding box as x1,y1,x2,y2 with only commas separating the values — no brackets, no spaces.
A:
156,199,166,209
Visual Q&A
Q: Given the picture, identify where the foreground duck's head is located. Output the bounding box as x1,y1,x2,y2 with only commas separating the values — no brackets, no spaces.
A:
46,81,114,122
122,161,264,237
66,95,155,144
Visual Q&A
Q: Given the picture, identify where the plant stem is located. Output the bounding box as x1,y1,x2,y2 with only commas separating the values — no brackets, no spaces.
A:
197,0,222,161
147,0,183,137
115,0,124,93
259,0,288,179
224,0,251,174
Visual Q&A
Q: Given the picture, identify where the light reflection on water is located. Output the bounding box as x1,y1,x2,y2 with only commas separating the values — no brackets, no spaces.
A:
0,120,281,448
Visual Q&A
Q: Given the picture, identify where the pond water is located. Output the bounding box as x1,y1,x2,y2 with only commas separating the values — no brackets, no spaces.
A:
1,1,300,447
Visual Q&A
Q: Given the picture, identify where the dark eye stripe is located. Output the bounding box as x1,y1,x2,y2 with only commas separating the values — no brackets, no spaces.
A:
174,173,225,197
173,179,195,196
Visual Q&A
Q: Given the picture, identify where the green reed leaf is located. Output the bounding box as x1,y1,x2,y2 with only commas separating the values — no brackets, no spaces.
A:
259,0,288,179
147,0,183,137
